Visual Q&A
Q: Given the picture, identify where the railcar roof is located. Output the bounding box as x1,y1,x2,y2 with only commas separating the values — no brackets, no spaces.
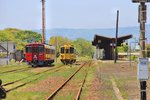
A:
26,43,44,46
26,43,54,47
60,44,74,48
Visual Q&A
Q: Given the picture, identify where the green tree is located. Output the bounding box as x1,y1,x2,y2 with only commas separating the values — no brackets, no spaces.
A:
0,28,42,50
49,36,72,52
118,43,128,53
73,38,94,57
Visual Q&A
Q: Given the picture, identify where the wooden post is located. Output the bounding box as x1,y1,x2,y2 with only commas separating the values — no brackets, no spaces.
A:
140,2,147,100
42,0,45,44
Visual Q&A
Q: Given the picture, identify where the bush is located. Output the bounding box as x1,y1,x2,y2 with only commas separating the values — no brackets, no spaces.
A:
130,55,136,61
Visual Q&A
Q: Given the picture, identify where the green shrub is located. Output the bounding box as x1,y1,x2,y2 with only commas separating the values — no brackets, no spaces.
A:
130,55,136,61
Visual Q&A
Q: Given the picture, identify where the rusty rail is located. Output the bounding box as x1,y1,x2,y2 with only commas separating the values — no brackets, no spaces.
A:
46,62,86,100
75,72,87,100
0,67,31,74
2,65,64,87
6,78,38,93
4,65,65,93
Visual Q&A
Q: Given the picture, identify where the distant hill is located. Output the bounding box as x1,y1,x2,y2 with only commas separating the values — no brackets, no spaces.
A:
33,25,150,43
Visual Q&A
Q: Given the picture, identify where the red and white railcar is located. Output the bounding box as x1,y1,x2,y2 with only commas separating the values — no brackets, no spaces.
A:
25,43,55,67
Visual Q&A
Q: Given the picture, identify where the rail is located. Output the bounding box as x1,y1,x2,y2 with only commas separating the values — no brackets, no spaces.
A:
46,62,87,100
75,72,87,100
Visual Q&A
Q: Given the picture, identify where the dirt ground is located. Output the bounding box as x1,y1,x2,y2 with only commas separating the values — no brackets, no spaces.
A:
24,76,66,93
28,66,55,73
96,60,150,100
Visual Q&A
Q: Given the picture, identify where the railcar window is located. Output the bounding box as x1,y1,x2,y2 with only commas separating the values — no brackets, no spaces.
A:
26,46,32,53
38,46,44,52
61,47,64,53
70,47,74,54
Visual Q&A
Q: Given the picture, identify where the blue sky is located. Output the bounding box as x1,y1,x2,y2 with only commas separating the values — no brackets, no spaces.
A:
0,0,150,30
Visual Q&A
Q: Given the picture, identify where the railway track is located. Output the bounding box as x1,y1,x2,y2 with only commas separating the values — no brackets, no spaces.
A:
75,72,87,100
0,61,82,75
46,61,89,100
3,65,65,93
0,67,31,74
2,61,83,87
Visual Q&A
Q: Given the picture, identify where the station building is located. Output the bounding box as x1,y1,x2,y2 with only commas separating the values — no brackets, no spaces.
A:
0,41,16,65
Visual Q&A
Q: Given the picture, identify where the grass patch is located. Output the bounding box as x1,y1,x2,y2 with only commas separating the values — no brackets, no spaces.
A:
0,70,34,84
55,93,75,100
113,76,129,100
6,91,47,100
100,75,117,100
50,66,77,78
4,66,74,99
76,56,92,61
0,62,29,72
80,64,99,99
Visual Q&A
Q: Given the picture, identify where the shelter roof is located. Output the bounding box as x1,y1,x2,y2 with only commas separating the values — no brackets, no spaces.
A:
92,34,132,46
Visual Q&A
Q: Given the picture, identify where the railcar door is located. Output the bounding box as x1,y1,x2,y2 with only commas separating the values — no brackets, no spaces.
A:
38,45,44,61
70,47,75,63
60,47,65,62
32,46,38,61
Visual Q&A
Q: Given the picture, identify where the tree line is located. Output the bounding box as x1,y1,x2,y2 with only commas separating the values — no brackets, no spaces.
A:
0,28,95,57
0,28,42,50
49,36,95,57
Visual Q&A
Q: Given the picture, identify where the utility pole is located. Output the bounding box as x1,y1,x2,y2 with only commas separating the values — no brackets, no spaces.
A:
114,10,119,63
132,0,150,100
42,0,45,44
139,2,146,57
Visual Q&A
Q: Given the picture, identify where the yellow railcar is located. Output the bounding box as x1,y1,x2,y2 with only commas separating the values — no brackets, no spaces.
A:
60,44,76,64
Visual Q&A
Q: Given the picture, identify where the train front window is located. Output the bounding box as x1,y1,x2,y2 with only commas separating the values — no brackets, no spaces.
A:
61,47,64,53
26,46,32,53
32,47,38,53
66,49,69,53
70,47,74,54
38,46,44,52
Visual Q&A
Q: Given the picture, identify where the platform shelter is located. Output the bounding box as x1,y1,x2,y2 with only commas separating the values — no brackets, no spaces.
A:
92,34,132,60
